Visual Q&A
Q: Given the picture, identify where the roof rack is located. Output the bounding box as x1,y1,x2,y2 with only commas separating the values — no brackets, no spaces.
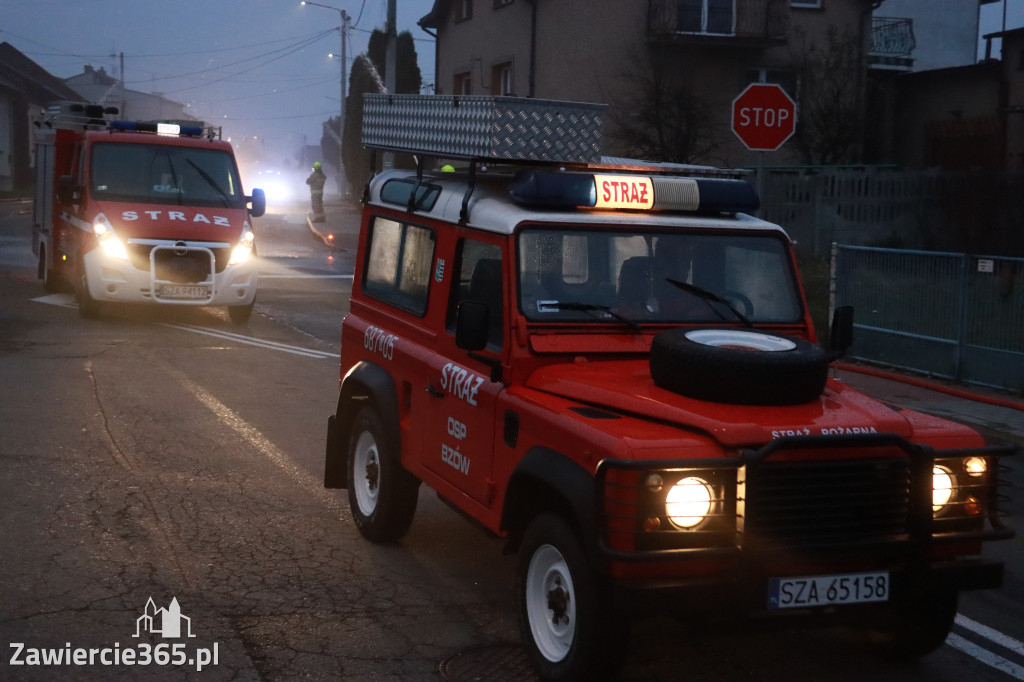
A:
361,95,755,221
362,94,606,163
41,101,119,131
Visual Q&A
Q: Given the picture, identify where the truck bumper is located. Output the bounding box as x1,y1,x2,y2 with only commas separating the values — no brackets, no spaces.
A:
611,557,1003,619
83,245,257,307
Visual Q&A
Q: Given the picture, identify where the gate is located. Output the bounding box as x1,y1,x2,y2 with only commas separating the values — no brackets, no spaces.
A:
832,245,1024,393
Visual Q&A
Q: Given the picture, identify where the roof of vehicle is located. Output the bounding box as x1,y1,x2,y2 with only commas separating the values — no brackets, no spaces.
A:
365,167,790,237
85,129,234,151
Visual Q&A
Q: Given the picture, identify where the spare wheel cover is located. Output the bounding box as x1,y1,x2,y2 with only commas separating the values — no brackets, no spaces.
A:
650,328,829,405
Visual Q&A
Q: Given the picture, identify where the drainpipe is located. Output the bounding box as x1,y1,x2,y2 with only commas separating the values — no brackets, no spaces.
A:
526,0,537,97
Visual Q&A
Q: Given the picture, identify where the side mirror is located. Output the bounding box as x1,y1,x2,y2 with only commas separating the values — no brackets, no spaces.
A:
455,301,489,351
248,188,266,218
829,305,854,357
57,175,78,205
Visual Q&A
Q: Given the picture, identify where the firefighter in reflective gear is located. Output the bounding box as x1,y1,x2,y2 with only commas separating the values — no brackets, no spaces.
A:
306,161,327,222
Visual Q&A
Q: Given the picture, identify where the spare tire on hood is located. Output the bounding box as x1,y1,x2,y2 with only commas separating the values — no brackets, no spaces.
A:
650,328,829,406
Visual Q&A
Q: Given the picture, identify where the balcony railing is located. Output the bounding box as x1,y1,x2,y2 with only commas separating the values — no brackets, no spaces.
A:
649,0,788,43
869,17,915,70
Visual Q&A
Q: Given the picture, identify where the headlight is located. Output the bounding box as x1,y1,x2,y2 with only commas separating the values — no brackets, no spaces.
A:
228,230,255,266
932,465,954,512
964,457,987,477
666,477,714,529
93,216,128,260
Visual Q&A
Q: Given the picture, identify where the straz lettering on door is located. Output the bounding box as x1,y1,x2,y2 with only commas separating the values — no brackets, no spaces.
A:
440,362,484,406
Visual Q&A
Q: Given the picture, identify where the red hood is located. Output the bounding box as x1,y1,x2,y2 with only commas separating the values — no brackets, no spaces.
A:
525,359,915,448
91,200,248,243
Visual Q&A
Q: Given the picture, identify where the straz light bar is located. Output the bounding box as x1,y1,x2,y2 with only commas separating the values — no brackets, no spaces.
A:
108,120,207,138
507,169,760,214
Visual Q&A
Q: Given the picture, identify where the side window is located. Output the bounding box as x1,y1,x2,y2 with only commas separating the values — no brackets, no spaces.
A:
448,239,503,350
363,217,435,315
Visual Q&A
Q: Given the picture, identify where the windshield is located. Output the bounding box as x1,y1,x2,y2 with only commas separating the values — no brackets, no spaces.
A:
517,228,803,325
90,142,244,208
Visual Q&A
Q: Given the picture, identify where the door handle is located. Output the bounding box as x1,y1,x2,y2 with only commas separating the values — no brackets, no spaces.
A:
426,384,445,398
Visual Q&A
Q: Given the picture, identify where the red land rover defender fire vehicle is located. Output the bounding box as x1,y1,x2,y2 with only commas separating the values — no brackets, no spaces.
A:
324,95,1014,681
32,102,265,322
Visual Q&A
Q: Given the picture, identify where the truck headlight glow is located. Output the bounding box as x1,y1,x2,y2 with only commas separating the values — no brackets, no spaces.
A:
964,456,987,477
228,230,255,266
666,477,714,529
932,465,954,512
93,216,128,260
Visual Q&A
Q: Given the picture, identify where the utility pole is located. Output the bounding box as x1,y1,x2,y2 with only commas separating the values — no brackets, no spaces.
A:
383,0,396,170
301,1,349,197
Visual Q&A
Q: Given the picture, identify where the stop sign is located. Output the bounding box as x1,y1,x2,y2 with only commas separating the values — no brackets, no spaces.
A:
731,84,797,152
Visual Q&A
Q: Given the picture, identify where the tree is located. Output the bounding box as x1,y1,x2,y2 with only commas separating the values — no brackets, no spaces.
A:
606,47,723,165
325,29,423,200
788,25,865,165
341,55,385,197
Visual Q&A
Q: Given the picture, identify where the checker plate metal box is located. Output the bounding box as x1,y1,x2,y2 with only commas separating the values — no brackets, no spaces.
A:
362,94,606,163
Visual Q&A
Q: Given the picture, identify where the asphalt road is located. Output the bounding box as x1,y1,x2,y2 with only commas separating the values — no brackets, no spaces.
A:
1,200,1021,681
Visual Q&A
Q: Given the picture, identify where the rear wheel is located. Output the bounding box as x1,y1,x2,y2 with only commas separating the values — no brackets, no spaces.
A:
39,247,63,293
346,406,419,543
518,513,628,681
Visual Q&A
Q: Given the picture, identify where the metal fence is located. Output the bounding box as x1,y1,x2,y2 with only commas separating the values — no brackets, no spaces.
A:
758,168,1024,258
831,244,1024,393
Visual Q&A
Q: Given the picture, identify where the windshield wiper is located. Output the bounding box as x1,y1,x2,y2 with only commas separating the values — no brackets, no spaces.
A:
187,159,231,207
541,301,641,331
665,278,753,327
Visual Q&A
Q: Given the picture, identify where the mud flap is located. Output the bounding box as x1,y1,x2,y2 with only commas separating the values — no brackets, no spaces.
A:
324,415,348,488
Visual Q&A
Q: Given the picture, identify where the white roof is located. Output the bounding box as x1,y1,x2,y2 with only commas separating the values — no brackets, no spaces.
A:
365,168,789,237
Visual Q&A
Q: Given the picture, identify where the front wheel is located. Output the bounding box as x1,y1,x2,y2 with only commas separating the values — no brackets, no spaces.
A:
78,273,101,319
346,406,419,543
863,589,958,660
517,513,628,681
228,300,254,324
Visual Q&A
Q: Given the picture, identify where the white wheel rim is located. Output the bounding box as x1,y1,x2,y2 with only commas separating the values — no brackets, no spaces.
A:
685,329,797,352
352,430,380,516
525,543,576,663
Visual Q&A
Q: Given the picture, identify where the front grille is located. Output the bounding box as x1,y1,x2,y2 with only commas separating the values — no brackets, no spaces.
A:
742,458,911,551
126,243,231,275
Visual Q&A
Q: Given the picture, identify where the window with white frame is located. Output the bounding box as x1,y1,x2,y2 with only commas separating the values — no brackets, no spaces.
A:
491,62,513,95
678,0,735,34
454,72,472,95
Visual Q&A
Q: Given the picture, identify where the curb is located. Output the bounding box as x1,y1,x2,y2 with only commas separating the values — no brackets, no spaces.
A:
836,362,1024,413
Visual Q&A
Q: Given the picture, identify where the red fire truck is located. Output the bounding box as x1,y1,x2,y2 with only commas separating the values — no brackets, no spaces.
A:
324,95,1014,681
32,102,265,322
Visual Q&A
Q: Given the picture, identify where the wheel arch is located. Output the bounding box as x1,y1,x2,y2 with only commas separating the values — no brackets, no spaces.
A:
324,361,401,489
501,447,606,571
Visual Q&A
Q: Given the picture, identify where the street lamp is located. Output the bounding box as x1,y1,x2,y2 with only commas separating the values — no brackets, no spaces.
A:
301,1,349,198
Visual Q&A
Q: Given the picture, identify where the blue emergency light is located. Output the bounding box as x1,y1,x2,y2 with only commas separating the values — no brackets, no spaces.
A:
108,120,205,137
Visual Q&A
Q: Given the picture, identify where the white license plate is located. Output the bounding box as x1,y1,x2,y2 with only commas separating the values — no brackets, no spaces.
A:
160,285,210,300
768,571,889,609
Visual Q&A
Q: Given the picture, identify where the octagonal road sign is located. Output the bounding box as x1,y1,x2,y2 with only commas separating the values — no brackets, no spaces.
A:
732,84,797,152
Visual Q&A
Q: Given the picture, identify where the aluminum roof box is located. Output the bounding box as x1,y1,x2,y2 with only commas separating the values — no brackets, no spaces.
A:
362,94,606,163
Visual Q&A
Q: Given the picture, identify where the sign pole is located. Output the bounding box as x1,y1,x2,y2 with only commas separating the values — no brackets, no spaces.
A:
756,151,765,218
